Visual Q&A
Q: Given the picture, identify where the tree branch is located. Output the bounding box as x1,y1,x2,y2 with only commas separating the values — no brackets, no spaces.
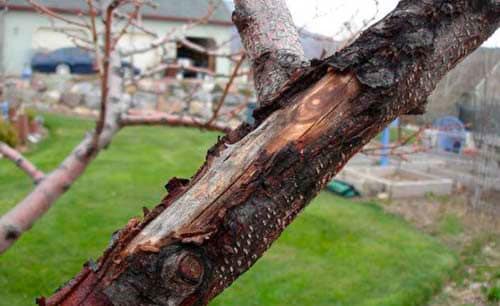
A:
0,51,128,254
205,54,246,127
38,1,499,305
233,0,308,106
0,142,45,184
0,0,242,254
120,111,231,133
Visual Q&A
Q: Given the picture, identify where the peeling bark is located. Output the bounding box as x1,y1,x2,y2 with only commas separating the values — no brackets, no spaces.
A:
233,0,308,107
40,1,499,305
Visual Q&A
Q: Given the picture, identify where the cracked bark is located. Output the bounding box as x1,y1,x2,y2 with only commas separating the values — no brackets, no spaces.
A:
233,0,308,107
39,1,499,305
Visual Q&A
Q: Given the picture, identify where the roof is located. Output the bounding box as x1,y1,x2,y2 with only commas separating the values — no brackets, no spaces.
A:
299,30,340,59
230,28,341,60
3,0,233,26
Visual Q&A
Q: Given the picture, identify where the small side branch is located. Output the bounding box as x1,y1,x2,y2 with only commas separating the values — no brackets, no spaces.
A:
233,0,307,106
120,111,230,133
0,142,45,184
205,54,246,127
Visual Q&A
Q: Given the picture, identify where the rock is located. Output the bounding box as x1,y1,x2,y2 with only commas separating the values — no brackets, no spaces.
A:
31,78,47,92
73,107,96,117
377,192,389,200
189,100,212,118
82,92,102,110
132,92,157,110
468,282,482,290
194,89,212,104
43,90,62,104
157,97,185,114
228,118,241,129
60,92,83,107
70,82,94,95
43,74,73,92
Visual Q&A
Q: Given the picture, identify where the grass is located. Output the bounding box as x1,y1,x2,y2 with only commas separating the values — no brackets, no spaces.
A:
0,114,457,306
438,214,464,236
487,285,500,303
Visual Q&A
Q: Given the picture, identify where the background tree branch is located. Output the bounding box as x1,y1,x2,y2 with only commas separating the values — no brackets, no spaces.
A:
0,142,45,184
0,0,245,253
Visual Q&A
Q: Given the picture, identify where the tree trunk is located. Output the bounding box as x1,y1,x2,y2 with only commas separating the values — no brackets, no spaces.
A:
39,1,499,305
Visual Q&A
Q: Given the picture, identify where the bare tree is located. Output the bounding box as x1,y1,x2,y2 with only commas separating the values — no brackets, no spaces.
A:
0,0,249,253
20,0,498,305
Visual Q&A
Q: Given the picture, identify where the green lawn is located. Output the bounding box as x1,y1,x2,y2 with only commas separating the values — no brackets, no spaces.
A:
0,114,456,306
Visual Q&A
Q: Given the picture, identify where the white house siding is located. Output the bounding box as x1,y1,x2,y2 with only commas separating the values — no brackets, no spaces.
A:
0,10,5,74
1,10,234,76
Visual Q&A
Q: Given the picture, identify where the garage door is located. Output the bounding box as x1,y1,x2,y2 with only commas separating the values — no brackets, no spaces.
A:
32,27,89,51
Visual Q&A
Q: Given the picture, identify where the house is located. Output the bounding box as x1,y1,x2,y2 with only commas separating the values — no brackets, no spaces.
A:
0,0,234,76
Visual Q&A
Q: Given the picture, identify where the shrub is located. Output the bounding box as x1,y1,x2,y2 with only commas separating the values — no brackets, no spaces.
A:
25,108,37,123
487,285,500,303
0,118,19,147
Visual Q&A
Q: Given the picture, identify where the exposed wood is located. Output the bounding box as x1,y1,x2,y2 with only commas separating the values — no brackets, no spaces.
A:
40,0,499,305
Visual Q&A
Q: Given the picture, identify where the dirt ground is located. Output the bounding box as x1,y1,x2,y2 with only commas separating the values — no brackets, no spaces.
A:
380,193,500,306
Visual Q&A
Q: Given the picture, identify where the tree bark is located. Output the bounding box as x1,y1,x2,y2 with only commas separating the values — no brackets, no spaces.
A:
0,142,45,184
233,0,308,106
120,111,231,133
39,1,499,305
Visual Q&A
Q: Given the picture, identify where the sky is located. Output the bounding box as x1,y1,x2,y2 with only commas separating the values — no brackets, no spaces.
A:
226,0,500,48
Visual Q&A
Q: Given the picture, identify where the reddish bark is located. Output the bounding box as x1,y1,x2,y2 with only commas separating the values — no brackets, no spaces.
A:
41,1,499,305
120,111,231,133
0,142,45,184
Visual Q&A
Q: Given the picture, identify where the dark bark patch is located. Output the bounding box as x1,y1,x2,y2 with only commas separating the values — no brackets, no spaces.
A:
357,67,396,89
4,225,20,241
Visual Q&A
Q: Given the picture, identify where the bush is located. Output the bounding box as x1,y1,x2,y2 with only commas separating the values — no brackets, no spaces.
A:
25,108,37,123
487,285,500,303
0,118,19,147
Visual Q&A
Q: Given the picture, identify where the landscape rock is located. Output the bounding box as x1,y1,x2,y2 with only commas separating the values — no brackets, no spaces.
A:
60,92,83,107
189,100,212,118
43,90,62,104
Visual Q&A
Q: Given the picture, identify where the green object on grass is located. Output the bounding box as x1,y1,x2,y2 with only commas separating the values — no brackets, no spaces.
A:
327,179,360,198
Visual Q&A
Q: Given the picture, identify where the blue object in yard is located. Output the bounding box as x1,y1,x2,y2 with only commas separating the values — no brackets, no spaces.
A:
390,117,400,128
1,101,8,120
380,126,391,166
434,116,466,154
246,102,256,125
21,64,32,80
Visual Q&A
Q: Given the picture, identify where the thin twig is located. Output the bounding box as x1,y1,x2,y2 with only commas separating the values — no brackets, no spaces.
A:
205,54,246,127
